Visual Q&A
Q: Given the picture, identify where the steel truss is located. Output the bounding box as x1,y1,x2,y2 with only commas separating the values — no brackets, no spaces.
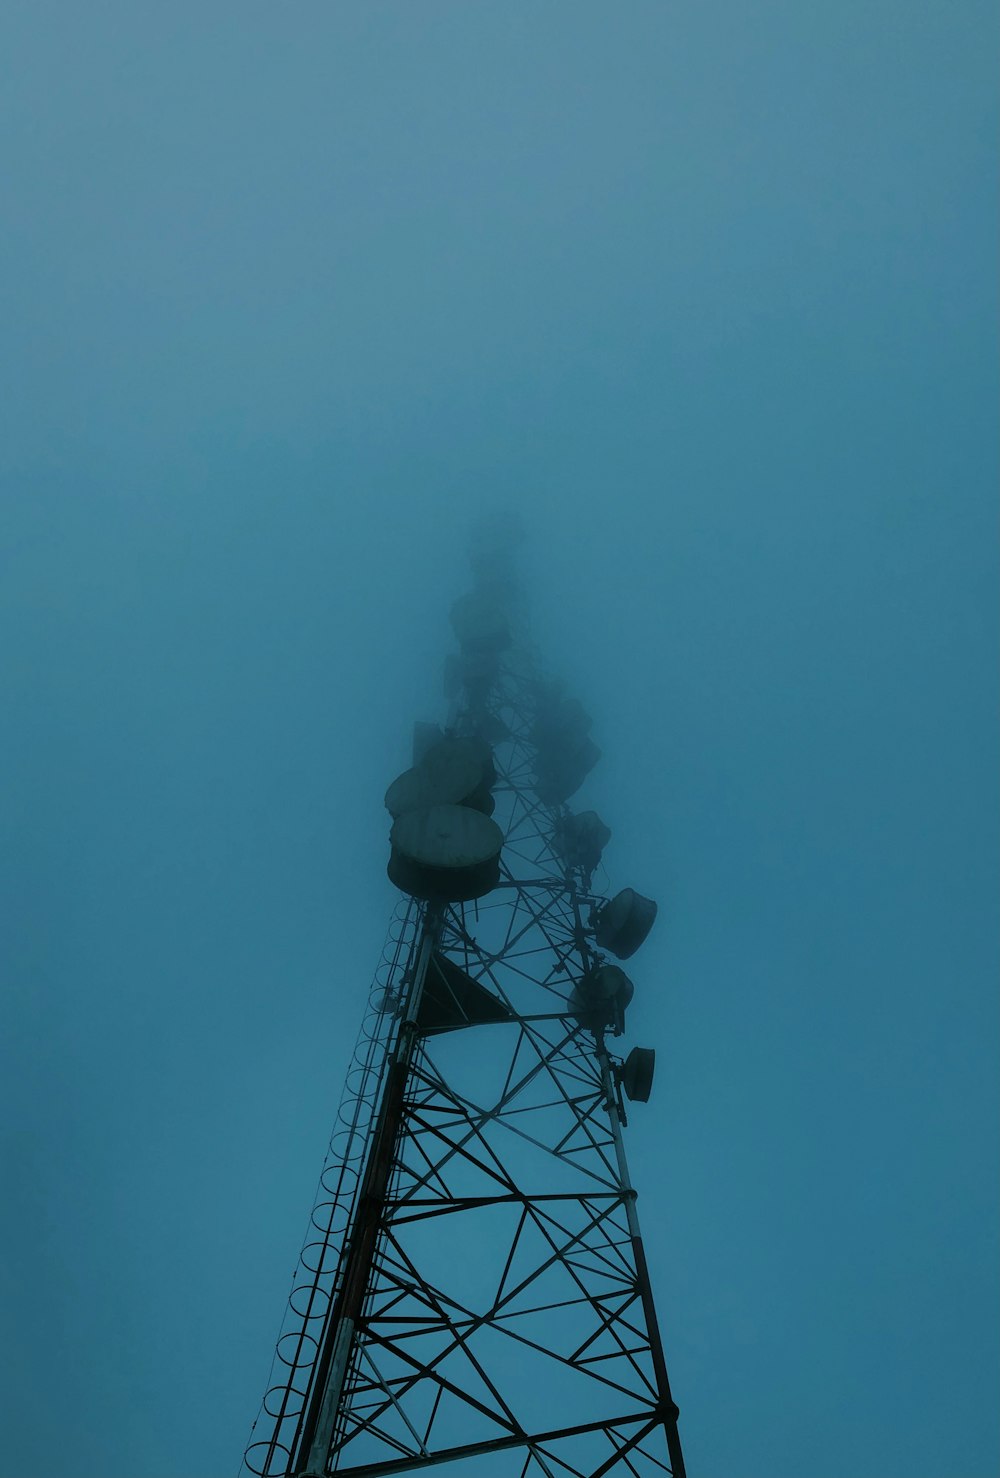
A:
243,647,685,1478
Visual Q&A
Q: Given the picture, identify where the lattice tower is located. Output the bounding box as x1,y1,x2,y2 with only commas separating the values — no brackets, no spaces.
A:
242,535,687,1478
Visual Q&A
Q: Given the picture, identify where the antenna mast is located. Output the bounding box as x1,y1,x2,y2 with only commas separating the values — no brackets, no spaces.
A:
243,516,687,1478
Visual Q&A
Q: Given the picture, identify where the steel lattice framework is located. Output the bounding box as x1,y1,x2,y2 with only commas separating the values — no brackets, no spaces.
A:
242,631,686,1478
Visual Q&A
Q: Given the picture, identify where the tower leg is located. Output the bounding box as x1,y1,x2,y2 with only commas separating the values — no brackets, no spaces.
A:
598,1037,686,1478
295,910,442,1476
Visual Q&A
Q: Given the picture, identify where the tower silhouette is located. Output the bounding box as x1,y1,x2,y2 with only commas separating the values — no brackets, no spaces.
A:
243,518,686,1478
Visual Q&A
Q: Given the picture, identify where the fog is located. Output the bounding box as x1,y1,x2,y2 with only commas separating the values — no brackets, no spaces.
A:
1,4,997,1477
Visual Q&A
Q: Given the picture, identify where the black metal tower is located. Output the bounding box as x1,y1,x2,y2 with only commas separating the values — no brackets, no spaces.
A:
242,518,686,1478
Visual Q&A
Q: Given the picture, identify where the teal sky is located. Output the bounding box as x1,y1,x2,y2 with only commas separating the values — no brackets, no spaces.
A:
1,4,997,1477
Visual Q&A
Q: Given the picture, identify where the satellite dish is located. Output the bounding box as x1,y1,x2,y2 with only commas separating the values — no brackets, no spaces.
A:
553,811,612,873
384,758,481,818
385,737,496,818
388,805,503,902
593,889,657,959
534,735,601,804
567,964,634,1033
621,1047,655,1104
421,736,496,792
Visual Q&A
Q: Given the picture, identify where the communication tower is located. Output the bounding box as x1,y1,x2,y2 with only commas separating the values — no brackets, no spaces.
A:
242,517,687,1478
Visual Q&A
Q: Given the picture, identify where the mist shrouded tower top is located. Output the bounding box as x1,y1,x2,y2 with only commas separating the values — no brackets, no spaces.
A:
242,514,686,1478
